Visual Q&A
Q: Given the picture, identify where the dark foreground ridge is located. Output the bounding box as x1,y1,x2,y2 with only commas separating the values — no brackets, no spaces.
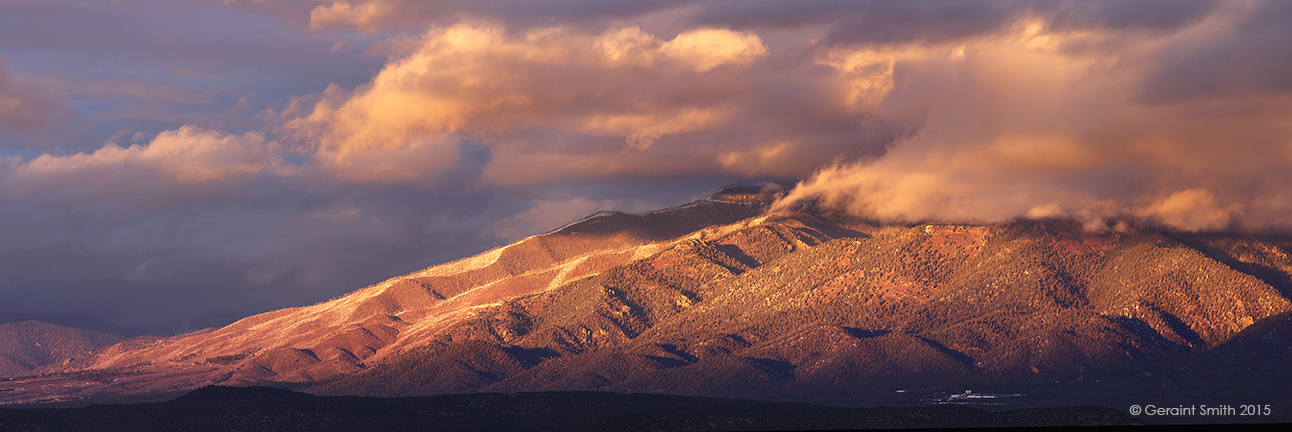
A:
0,385,1143,431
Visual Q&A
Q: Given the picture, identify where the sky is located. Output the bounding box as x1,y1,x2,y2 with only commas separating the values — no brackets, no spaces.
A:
1,0,1290,332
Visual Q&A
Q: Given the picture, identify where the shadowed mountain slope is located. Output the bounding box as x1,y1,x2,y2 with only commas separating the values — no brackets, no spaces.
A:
0,313,133,336
0,321,127,377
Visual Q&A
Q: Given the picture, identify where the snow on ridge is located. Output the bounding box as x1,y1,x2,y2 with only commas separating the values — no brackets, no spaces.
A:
545,210,628,234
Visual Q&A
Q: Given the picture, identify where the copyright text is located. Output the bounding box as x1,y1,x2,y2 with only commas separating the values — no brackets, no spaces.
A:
1128,404,1271,416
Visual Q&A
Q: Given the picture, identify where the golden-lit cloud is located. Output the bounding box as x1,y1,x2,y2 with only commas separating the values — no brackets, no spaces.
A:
309,1,395,31
1139,188,1238,231
659,28,767,72
282,23,791,184
776,7,1292,232
4,125,280,199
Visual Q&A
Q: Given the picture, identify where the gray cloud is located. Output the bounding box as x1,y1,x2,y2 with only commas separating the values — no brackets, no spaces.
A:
304,0,1225,44
0,0,383,153
308,0,695,32
0,168,728,330
1138,0,1292,103
0,55,70,134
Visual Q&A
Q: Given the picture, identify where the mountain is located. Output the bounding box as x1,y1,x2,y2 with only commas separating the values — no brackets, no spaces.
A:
0,312,134,336
309,215,1290,399
2,183,1290,413
0,321,127,377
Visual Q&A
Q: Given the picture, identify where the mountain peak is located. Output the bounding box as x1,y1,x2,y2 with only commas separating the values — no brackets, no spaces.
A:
706,181,792,205
546,182,790,239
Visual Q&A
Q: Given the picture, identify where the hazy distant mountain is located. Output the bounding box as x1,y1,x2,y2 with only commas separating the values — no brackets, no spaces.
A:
4,183,1290,410
0,312,133,336
0,321,127,377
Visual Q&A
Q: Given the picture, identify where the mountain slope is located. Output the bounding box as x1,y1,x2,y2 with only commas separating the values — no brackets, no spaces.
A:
44,187,775,392
3,183,1290,405
308,217,1290,398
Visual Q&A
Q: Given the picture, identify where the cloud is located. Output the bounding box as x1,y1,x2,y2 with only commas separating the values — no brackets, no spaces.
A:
289,3,1269,192
310,0,397,30
282,22,887,185
0,55,68,133
0,0,386,153
489,197,615,241
4,125,281,204
775,4,1292,232
658,28,767,72
308,0,691,32
1137,0,1292,103
1139,188,1237,231
306,1,1225,44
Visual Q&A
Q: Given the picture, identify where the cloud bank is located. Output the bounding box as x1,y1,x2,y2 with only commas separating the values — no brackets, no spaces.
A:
765,2,1292,232
300,0,1292,232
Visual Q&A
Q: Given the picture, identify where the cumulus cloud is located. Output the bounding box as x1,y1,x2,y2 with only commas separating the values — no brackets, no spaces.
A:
310,0,397,30
3,125,281,203
282,22,890,185
776,4,1292,232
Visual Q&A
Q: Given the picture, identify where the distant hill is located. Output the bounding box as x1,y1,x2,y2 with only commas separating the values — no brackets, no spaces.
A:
0,312,133,336
0,321,128,377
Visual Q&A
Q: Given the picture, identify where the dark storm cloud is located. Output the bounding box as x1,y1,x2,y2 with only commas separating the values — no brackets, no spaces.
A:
0,0,367,82
1138,0,1292,103
697,0,1027,45
306,0,1224,43
0,175,499,330
1039,0,1219,32
0,0,382,153
308,0,695,32
0,164,726,330
690,0,1221,45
